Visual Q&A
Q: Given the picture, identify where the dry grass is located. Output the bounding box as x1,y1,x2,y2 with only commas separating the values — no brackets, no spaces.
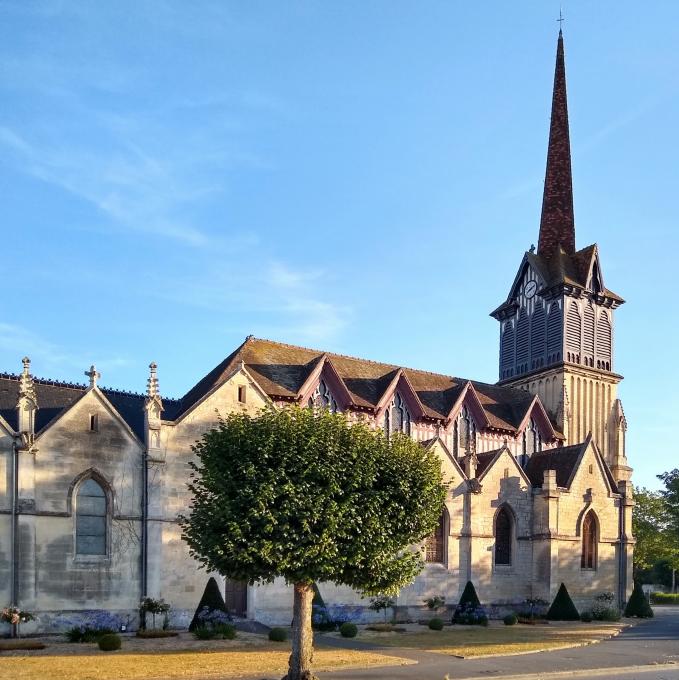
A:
342,621,627,658
0,634,408,679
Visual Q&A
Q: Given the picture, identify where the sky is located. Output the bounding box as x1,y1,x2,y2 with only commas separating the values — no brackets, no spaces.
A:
0,1,677,490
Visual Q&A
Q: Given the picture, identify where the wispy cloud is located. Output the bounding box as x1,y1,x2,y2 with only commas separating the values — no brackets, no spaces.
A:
0,323,131,379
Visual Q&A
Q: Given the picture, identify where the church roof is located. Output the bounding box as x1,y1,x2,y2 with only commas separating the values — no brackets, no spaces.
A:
524,439,618,490
174,336,539,433
0,373,181,441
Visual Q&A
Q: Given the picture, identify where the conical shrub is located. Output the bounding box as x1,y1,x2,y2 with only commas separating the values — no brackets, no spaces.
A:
547,583,580,621
453,581,485,624
189,577,228,631
624,582,654,618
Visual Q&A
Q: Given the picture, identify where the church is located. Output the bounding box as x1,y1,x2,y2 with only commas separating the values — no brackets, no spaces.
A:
0,30,634,632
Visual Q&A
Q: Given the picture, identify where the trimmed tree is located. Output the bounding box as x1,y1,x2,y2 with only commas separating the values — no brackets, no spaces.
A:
180,406,446,680
189,577,229,632
624,581,654,618
453,581,484,624
547,583,580,621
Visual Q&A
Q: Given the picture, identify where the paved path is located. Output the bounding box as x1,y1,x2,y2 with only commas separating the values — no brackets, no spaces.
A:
317,607,679,680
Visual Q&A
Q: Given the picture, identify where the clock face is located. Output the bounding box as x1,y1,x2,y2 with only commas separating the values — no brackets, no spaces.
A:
524,281,538,299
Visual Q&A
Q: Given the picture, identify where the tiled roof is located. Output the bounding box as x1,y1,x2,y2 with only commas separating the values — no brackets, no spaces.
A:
475,449,504,478
174,337,542,432
524,440,617,491
0,373,181,442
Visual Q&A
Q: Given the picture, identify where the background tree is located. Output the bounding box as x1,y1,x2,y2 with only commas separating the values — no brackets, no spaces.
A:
180,406,446,680
634,483,679,590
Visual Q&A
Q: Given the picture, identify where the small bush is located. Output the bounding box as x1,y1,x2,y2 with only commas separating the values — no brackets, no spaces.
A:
452,582,487,626
424,596,446,611
97,633,122,652
192,625,215,640
581,612,593,623
625,582,654,618
189,577,230,632
268,627,288,642
503,614,518,626
214,623,237,639
136,629,178,638
591,592,621,621
428,617,444,631
313,620,337,632
650,592,679,605
547,583,580,621
340,622,358,638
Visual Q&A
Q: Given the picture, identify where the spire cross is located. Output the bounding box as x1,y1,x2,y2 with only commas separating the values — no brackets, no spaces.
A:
85,364,100,388
557,7,565,30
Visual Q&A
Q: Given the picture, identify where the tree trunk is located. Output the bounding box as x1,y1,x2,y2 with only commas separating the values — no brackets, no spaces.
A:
284,582,316,680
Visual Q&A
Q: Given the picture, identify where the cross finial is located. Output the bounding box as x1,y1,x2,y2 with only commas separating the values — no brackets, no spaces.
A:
85,364,100,388
557,6,565,32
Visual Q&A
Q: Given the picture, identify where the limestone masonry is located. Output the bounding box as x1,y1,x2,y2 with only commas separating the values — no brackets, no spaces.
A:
0,30,633,631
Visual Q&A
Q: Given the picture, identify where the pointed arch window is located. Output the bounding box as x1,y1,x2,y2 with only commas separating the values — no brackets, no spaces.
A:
457,406,474,454
425,508,448,564
384,393,411,436
75,478,107,556
308,379,338,413
494,506,513,566
581,511,597,569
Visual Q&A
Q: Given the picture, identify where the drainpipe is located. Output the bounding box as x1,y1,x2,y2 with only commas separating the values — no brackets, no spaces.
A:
139,448,149,630
618,493,626,611
10,439,19,609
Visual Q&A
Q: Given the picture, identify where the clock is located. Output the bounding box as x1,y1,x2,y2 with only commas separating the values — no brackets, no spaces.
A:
524,281,538,299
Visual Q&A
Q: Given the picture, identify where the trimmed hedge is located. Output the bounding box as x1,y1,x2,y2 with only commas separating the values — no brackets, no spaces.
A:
136,630,179,638
650,592,679,605
547,583,580,621
97,634,122,651
625,582,654,618
503,614,518,626
428,617,444,631
268,627,288,642
340,622,358,638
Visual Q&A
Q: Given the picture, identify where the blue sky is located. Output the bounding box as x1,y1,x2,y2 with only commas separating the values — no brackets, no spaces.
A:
0,1,676,489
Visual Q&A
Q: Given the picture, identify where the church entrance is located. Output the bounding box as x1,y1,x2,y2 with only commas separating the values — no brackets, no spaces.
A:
224,579,247,617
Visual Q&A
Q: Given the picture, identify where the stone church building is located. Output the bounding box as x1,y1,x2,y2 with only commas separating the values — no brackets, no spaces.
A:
0,30,634,631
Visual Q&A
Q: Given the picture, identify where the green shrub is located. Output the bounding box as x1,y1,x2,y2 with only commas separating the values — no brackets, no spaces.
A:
624,582,654,618
268,627,288,642
339,622,358,638
547,583,580,621
650,592,679,605
503,614,518,626
457,581,481,608
97,633,122,651
214,623,237,639
192,625,215,640
424,596,446,611
428,617,444,630
591,592,621,621
452,581,487,625
580,612,593,622
189,577,230,632
314,620,337,632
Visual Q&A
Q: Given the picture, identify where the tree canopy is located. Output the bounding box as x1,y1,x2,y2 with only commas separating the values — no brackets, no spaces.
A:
179,405,447,680
180,406,446,593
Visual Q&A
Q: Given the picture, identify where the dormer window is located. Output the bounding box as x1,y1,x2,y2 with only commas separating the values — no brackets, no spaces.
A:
309,379,338,413
455,406,475,455
521,418,542,464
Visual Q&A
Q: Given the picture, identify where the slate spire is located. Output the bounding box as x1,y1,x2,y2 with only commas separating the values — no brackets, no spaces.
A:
538,29,576,258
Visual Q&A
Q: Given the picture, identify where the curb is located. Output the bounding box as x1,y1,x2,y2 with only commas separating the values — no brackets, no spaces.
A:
452,662,679,680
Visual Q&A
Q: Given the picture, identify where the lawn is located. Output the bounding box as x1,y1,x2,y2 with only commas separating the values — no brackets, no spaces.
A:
326,621,628,658
0,632,410,680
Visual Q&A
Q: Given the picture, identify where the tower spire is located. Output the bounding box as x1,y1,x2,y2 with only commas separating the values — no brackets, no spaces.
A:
538,28,576,258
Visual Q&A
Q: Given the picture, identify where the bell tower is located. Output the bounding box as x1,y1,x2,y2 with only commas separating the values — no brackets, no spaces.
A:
490,30,630,483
